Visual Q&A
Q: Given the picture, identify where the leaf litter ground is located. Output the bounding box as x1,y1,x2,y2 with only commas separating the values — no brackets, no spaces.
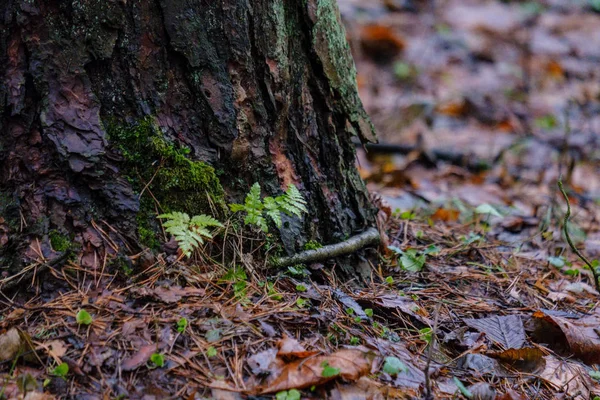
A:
3,0,600,398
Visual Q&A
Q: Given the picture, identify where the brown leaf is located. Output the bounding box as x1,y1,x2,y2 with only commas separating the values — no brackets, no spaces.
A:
539,356,600,398
486,348,545,373
495,389,528,400
0,328,23,362
331,377,383,400
532,310,600,364
153,286,205,304
256,349,378,394
431,208,460,222
277,336,319,359
46,340,67,358
121,344,156,371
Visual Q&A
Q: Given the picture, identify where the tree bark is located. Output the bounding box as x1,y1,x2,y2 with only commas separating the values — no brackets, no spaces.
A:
0,0,377,274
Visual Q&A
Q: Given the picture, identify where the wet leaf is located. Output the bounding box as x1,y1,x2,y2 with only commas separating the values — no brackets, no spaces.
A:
464,315,526,349
532,310,600,363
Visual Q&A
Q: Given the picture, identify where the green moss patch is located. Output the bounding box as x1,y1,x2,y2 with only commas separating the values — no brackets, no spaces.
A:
106,117,226,248
49,230,71,252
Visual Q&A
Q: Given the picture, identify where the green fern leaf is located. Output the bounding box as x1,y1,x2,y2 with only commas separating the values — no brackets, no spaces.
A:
229,203,246,212
284,184,308,212
245,183,264,212
190,214,223,228
158,212,222,257
263,197,282,227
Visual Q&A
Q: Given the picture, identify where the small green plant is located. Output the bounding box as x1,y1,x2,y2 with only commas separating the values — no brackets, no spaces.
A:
419,327,433,344
321,361,340,378
229,183,307,232
158,212,223,257
176,317,188,333
206,346,218,357
220,267,249,301
295,284,307,292
51,363,69,379
76,309,93,325
287,265,309,277
534,114,557,130
389,247,427,272
385,276,394,285
296,298,309,308
365,308,373,317
276,389,301,400
382,356,407,376
149,353,165,368
350,336,360,345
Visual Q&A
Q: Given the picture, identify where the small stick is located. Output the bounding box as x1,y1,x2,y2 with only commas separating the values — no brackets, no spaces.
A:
558,179,600,293
270,227,380,268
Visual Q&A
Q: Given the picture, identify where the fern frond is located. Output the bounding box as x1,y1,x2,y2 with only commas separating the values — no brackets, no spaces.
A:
229,203,246,212
158,212,190,227
264,197,282,228
284,184,308,212
158,212,222,257
190,214,224,228
244,183,264,212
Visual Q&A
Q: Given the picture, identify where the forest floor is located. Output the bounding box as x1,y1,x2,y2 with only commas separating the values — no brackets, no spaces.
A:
2,0,600,399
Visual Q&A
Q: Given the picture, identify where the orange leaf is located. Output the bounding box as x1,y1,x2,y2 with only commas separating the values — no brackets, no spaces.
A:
256,349,378,394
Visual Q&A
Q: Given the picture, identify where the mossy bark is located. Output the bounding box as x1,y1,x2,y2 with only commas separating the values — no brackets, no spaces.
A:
0,0,376,274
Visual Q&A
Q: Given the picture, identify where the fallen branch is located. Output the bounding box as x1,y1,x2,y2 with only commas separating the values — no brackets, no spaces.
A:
270,227,380,268
558,179,600,293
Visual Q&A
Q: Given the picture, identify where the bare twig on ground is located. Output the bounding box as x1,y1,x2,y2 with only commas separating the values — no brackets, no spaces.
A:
270,227,380,268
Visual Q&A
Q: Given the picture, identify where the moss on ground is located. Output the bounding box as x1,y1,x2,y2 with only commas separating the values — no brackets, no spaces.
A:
49,230,71,252
106,116,226,248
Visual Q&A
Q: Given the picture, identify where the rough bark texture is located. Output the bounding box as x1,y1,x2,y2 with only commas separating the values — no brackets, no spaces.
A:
0,0,376,274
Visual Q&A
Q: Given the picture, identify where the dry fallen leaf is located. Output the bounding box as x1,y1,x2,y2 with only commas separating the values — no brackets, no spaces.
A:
331,377,384,400
0,329,24,362
539,356,600,398
153,286,205,303
121,344,156,371
277,335,318,359
256,348,378,394
46,340,67,358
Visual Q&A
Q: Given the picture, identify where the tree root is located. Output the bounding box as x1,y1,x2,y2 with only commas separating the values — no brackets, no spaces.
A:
558,179,600,293
271,227,380,268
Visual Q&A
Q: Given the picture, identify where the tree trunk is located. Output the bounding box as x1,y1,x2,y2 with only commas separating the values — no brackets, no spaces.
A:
0,0,377,274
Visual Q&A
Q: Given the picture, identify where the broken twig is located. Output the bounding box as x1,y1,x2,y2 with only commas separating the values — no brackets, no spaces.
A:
270,227,380,268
